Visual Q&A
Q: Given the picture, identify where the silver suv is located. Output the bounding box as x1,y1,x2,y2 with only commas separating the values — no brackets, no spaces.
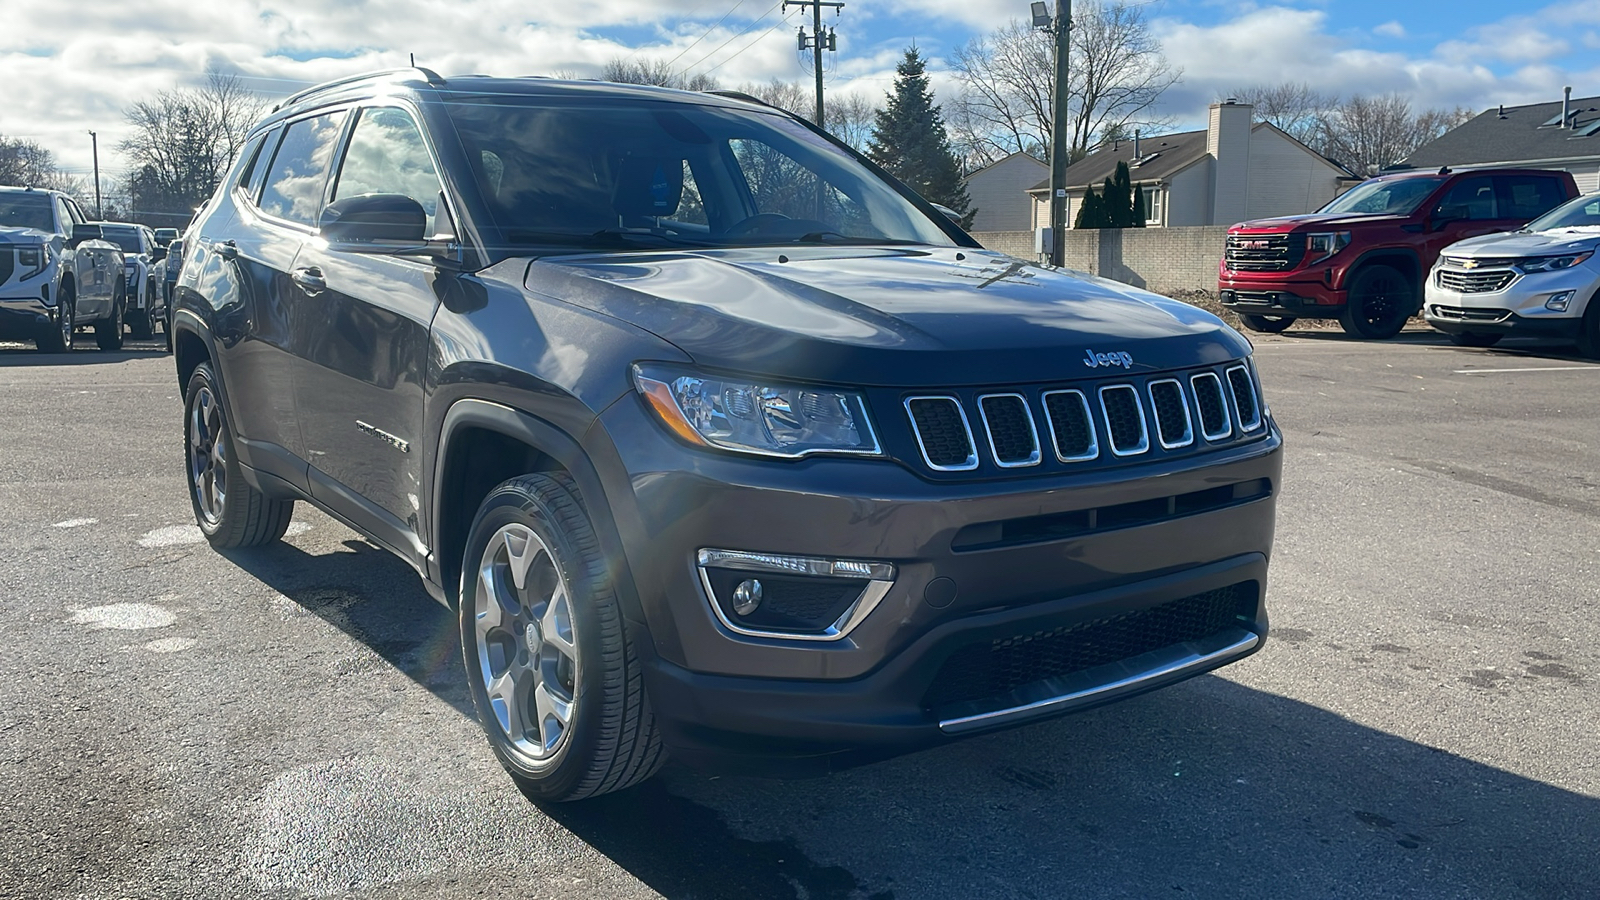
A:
1425,192,1600,351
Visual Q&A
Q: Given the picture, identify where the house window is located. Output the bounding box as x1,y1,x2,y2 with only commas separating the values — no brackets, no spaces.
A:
1142,187,1161,225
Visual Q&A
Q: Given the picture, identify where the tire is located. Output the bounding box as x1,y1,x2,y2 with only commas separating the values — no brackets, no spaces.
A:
95,286,125,351
36,283,74,353
183,362,294,548
1578,298,1600,359
1339,264,1413,339
129,280,155,340
163,304,174,353
1448,331,1502,348
1238,313,1296,334
460,473,664,802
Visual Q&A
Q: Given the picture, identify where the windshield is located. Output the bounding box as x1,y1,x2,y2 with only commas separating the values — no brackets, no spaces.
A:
441,96,956,252
99,226,145,254
1526,194,1600,231
0,192,54,232
1318,176,1447,216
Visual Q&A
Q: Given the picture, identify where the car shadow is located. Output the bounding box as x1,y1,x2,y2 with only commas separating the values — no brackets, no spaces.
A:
215,529,1600,899
0,343,170,366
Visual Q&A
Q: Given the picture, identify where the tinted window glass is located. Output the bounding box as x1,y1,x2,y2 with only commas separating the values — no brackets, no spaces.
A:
100,225,144,253
1499,176,1566,219
233,133,267,192
1526,194,1600,231
332,107,446,235
259,113,347,226
1435,176,1498,220
0,192,54,231
1319,176,1446,215
246,128,281,200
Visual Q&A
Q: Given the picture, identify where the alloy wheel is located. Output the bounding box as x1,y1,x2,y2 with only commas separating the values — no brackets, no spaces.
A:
473,522,579,765
188,385,227,526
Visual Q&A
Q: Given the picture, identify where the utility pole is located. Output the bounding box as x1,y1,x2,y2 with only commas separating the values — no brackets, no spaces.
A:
1034,0,1071,267
87,130,103,219
784,0,842,129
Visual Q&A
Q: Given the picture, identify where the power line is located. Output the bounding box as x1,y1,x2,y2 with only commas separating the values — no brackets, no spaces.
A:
701,9,798,76
679,0,785,76
662,0,752,70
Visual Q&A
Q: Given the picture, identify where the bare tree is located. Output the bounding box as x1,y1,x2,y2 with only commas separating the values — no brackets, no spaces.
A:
734,79,879,152
1315,94,1469,175
1224,82,1336,145
118,67,267,219
601,57,719,92
950,1,1179,168
0,136,77,191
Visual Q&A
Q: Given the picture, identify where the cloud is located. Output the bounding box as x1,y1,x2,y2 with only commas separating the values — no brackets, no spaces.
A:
1373,21,1405,39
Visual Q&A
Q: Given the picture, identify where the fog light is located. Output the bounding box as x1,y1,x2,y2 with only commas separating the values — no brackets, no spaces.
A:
1546,291,1575,311
732,579,763,616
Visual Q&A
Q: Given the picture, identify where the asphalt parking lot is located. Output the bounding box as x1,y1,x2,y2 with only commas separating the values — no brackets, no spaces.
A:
2,329,1598,900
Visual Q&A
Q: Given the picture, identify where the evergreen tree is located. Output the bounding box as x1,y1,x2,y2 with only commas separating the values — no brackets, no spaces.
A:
1100,176,1122,228
1074,186,1104,229
868,47,972,223
1112,162,1135,228
1132,183,1147,227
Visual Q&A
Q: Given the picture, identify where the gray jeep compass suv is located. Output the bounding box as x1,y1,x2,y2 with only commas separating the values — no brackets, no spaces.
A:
173,69,1282,801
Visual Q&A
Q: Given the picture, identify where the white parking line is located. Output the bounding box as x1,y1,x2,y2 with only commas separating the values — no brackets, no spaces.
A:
1454,365,1600,374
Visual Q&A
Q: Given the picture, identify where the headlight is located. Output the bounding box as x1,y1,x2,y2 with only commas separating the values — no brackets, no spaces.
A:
1519,250,1594,272
16,245,48,280
633,365,881,458
1306,231,1350,262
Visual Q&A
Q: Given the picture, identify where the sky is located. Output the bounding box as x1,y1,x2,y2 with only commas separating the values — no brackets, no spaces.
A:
3,0,1598,183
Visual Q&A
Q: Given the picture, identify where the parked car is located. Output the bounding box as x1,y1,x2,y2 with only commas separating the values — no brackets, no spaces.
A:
1219,167,1578,338
174,70,1282,801
94,221,168,341
1424,192,1600,351
0,185,126,351
153,227,179,247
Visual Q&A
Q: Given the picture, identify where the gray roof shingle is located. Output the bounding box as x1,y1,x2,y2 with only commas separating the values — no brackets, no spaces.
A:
1400,95,1600,168
1027,129,1211,193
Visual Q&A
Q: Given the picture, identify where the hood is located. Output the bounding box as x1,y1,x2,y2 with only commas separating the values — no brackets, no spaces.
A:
1231,213,1408,232
525,247,1250,387
1442,228,1600,259
0,226,53,245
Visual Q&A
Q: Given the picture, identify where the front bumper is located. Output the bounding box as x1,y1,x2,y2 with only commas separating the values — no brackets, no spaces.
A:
1423,266,1595,337
593,396,1283,768
0,293,57,340
1218,276,1346,318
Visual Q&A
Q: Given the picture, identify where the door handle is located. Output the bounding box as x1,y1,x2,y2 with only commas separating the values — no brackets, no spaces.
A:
216,240,238,261
292,266,327,293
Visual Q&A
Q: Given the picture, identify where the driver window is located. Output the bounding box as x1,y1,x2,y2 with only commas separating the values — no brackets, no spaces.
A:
332,107,447,236
54,197,75,228
1435,176,1498,220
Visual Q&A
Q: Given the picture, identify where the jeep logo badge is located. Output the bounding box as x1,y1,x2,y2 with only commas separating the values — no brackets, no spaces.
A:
1084,349,1135,369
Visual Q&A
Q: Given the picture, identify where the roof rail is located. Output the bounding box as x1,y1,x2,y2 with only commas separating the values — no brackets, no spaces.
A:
705,89,777,109
273,67,446,112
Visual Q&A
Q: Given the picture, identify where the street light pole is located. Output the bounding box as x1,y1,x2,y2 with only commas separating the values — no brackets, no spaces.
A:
1045,0,1072,268
87,130,102,219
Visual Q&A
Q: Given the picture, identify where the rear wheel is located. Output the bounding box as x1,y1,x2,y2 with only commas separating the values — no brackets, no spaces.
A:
129,280,155,340
461,474,664,802
36,283,74,353
184,362,294,548
95,286,125,351
1339,264,1413,339
1447,331,1502,348
1577,298,1600,359
1238,313,1295,334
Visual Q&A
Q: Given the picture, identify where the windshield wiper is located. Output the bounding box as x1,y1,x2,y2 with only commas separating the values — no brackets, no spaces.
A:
796,232,924,246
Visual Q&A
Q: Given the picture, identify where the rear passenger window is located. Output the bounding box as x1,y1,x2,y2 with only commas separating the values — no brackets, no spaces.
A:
331,107,447,236
1498,176,1566,219
258,112,347,226
232,133,267,194
245,128,282,200
1435,176,1498,220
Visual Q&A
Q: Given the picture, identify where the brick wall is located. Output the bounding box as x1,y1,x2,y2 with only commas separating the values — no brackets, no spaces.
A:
970,226,1232,295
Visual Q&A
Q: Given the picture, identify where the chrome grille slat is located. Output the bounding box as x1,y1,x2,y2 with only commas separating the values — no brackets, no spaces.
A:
1224,233,1304,272
1098,385,1149,456
1436,268,1517,293
1147,379,1194,449
1189,372,1232,441
978,393,1041,468
905,396,979,471
1041,390,1098,462
1225,365,1262,432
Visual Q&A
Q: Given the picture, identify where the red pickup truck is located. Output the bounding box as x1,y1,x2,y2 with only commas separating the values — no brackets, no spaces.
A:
1218,168,1579,338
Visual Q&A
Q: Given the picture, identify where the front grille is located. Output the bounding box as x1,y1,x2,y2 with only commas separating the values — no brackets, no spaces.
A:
978,394,1040,467
1148,379,1193,448
1099,385,1148,456
1429,305,1511,323
1441,256,1517,269
1436,268,1516,293
922,583,1258,709
1225,233,1304,272
906,397,977,470
1041,390,1097,461
1226,366,1261,432
1190,373,1231,440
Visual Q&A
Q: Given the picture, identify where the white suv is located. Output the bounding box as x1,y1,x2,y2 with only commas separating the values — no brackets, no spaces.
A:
1425,193,1600,352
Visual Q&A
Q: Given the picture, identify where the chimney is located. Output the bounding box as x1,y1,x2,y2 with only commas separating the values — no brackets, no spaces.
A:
1134,129,1141,159
1563,86,1572,128
1208,98,1252,226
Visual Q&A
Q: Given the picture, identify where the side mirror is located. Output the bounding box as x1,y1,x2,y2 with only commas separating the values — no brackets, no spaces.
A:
319,193,427,244
931,203,965,226
68,223,103,247
150,247,168,263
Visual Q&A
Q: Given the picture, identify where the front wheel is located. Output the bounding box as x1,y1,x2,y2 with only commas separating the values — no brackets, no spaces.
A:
184,362,294,548
36,284,74,353
1447,331,1502,348
460,474,664,802
1339,264,1413,340
1238,313,1295,334
129,281,155,339
95,287,125,351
